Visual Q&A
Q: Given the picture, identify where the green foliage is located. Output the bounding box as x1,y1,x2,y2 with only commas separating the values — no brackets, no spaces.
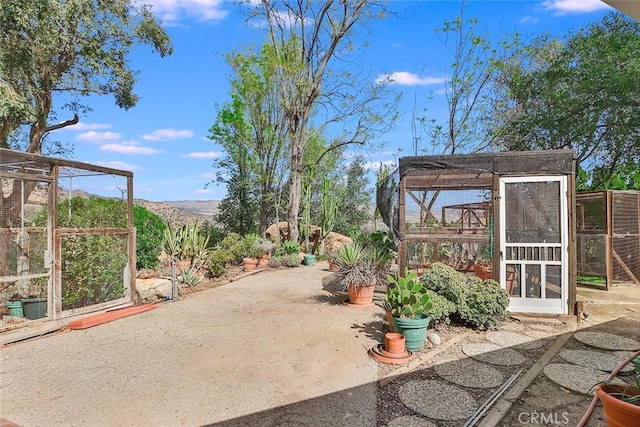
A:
424,289,456,324
133,205,166,270
385,272,432,319
280,240,300,255
420,263,509,330
270,254,301,268
334,156,373,235
204,232,244,278
162,221,210,265
458,279,510,330
0,0,172,151
421,262,471,305
61,234,127,310
333,243,376,291
493,13,640,189
179,266,203,288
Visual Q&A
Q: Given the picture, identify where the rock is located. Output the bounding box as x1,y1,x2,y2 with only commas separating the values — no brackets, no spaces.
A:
136,278,174,303
427,333,441,346
264,222,352,255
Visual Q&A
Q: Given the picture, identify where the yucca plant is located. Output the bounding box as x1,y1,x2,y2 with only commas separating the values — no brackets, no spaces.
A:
333,243,376,291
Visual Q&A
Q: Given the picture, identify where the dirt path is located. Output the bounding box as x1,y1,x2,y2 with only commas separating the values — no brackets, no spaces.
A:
0,264,381,427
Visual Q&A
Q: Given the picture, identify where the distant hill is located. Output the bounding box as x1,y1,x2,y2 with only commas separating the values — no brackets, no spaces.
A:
134,199,220,229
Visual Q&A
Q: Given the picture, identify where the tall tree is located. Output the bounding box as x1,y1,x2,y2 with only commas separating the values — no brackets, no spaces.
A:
209,95,260,235
415,0,507,156
0,0,172,226
210,44,289,235
491,13,640,189
334,155,372,236
249,0,398,243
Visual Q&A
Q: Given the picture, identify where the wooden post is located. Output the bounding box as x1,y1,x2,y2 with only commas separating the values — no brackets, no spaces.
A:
398,173,407,275
605,191,613,290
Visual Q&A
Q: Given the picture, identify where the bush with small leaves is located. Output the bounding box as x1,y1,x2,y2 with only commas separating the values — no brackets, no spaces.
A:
459,279,510,330
424,289,456,325
133,205,166,270
421,262,471,305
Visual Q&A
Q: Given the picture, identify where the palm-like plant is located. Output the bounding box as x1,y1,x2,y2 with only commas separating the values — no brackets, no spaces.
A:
333,243,376,291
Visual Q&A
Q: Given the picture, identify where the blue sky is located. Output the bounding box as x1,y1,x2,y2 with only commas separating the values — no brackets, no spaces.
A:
53,0,619,202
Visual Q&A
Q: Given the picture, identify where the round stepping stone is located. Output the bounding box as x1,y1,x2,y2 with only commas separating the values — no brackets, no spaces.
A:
523,330,556,340
559,349,634,373
574,332,640,351
485,330,543,350
398,380,478,421
500,322,525,332
434,358,504,388
462,343,526,366
387,415,437,427
543,363,611,395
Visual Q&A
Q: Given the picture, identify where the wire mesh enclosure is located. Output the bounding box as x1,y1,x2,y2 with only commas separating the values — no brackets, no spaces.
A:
576,190,640,289
1,149,135,331
379,150,577,315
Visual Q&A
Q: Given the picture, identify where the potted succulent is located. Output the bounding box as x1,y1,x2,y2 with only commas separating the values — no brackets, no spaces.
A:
257,238,275,268
240,234,262,272
385,271,432,351
163,221,210,269
595,352,640,426
333,243,376,305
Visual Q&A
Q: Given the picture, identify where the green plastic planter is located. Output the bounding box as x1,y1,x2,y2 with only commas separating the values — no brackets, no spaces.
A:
6,301,24,317
22,298,47,320
303,254,316,266
391,316,431,351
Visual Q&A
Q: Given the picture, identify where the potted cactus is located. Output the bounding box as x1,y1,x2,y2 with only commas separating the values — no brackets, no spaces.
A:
333,243,376,305
385,271,432,350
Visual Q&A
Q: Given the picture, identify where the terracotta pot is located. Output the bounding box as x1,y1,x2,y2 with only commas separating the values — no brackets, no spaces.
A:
347,283,375,305
473,264,493,281
178,259,191,270
384,333,406,354
258,254,270,268
596,384,640,427
328,259,339,272
242,257,258,272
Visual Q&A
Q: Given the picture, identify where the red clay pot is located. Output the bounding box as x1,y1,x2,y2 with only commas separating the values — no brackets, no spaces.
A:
258,254,270,268
242,257,258,272
473,264,493,281
385,333,406,354
347,283,375,305
596,384,640,427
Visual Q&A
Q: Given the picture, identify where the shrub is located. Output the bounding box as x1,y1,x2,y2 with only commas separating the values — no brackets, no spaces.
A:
281,240,300,255
421,262,471,305
420,262,509,330
205,248,234,278
271,254,300,268
459,279,510,330
133,205,166,269
203,233,244,278
425,289,456,325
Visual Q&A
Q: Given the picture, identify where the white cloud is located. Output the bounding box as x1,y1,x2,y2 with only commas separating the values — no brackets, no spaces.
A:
541,0,612,15
520,16,539,24
200,172,217,179
195,188,211,194
364,160,396,170
375,72,445,86
95,161,141,172
64,122,112,131
100,144,161,155
142,128,194,141
76,131,122,142
144,0,228,23
182,151,223,159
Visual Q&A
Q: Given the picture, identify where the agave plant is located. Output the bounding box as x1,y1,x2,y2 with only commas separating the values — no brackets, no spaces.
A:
162,221,210,265
333,243,376,291
386,272,432,319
